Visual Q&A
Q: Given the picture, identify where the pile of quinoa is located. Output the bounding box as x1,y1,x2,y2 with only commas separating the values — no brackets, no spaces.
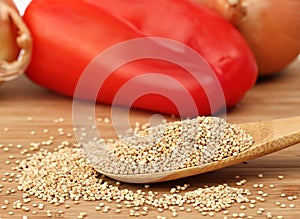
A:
86,116,254,175
16,147,251,217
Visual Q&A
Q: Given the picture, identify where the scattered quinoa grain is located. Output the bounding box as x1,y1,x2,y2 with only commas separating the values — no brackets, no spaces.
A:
257,210,263,215
21,206,30,212
208,212,215,217
289,204,295,208
240,205,246,210
172,211,178,217
239,213,246,218
257,173,264,178
280,204,286,208
249,204,255,208
232,213,239,218
257,191,264,195
223,210,229,215
266,215,273,218
263,193,268,197
37,203,44,210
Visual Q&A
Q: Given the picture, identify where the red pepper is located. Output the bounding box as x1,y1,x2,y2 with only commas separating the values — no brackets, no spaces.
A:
23,0,257,116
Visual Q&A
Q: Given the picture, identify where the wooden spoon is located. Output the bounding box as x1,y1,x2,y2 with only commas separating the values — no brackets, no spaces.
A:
95,116,300,183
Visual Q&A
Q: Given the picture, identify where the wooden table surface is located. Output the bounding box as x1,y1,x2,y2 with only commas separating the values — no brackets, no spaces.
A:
0,59,299,219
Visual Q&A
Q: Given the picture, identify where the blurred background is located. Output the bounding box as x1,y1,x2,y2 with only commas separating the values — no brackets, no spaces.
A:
13,0,31,14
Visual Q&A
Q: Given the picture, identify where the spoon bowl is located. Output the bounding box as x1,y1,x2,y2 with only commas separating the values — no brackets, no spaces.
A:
95,116,300,183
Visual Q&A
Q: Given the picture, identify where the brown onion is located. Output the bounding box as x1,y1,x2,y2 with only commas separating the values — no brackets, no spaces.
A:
0,0,32,83
197,0,300,75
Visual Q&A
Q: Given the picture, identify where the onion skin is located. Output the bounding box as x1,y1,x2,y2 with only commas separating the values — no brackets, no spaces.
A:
0,0,32,82
197,0,300,75
0,0,19,61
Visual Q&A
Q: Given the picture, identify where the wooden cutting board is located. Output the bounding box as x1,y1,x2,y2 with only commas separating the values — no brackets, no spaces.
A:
0,59,299,218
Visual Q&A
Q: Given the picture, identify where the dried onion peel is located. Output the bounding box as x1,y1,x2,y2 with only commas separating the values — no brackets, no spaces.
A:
0,0,32,83
197,0,300,75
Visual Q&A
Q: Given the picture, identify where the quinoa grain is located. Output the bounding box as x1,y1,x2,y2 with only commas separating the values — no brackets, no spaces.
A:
277,175,284,180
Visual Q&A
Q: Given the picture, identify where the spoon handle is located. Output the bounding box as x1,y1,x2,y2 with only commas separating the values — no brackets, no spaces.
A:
240,116,300,160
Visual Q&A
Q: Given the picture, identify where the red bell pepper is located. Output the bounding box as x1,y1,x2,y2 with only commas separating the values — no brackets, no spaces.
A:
23,0,257,116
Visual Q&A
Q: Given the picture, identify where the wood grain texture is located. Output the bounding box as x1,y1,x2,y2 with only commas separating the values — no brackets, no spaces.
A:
0,59,299,218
